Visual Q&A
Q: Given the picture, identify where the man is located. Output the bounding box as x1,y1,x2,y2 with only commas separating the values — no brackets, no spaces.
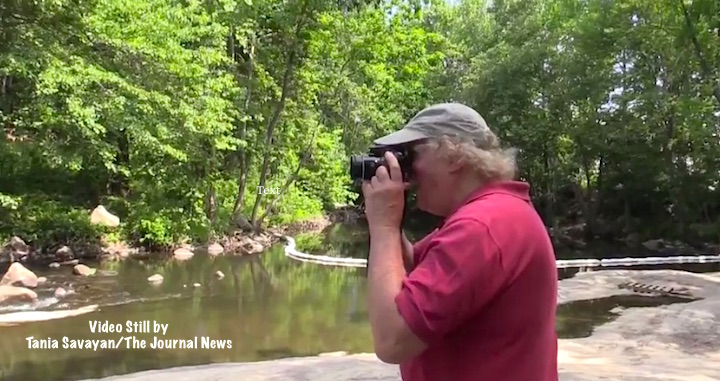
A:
361,103,558,381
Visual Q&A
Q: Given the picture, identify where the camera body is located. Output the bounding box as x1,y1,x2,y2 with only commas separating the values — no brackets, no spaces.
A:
349,144,414,182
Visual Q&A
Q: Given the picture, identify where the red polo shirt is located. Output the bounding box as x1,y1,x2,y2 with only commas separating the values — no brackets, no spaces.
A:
394,181,558,381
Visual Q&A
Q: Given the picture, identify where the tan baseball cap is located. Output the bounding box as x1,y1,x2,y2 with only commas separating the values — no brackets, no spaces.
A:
374,102,498,149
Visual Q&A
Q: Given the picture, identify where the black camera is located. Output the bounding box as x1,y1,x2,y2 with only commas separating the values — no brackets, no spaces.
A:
349,144,413,182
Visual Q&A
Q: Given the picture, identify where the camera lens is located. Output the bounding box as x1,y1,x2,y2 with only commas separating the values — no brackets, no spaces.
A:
349,155,381,181
349,156,365,180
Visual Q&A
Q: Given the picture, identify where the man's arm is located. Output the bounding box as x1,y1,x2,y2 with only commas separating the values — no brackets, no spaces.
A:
368,218,508,364
367,226,427,364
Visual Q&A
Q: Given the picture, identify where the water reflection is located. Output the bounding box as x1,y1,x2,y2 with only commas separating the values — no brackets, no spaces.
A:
0,244,373,381
556,294,695,339
0,222,718,381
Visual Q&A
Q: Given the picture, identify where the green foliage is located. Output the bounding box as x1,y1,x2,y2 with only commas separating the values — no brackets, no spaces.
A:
0,196,104,250
294,232,325,253
267,187,324,226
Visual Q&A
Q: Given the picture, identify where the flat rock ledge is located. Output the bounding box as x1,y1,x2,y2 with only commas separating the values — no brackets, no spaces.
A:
84,270,720,381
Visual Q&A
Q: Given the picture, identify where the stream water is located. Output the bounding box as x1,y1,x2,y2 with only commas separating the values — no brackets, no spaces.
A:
1,222,718,381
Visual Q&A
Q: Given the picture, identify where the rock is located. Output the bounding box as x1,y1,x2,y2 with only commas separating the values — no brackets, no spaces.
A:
173,248,194,261
0,305,97,325
193,283,200,287
60,259,79,266
90,205,120,227
642,239,665,251
555,270,720,380
215,270,224,279
207,243,224,256
1,236,29,262
48,262,60,269
8,236,29,256
147,274,163,283
239,236,264,255
55,245,74,261
267,229,284,239
37,276,46,284
0,262,39,288
54,287,68,298
624,232,640,246
73,264,96,276
283,216,332,236
0,285,37,305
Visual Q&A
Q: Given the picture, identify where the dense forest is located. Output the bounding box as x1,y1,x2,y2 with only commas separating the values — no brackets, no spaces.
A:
1,0,719,251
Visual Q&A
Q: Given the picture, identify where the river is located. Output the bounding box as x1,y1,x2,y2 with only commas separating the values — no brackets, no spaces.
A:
1,222,718,381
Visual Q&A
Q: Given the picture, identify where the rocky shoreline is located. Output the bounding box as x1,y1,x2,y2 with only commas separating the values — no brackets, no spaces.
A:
78,269,720,381
1,205,342,263
0,204,337,309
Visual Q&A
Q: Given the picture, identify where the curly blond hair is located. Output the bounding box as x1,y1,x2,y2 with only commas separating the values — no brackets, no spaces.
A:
424,134,518,182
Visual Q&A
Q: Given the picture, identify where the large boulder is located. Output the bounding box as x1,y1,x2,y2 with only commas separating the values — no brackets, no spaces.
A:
239,236,264,255
2,236,30,262
90,205,120,227
0,285,37,305
173,248,194,261
55,245,74,261
73,264,96,276
207,243,224,256
0,262,39,288
8,236,29,256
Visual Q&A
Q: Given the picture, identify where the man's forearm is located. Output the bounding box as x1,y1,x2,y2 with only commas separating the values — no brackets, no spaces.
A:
367,226,406,351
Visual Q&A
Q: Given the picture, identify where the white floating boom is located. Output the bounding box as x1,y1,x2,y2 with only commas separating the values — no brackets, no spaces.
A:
282,236,720,269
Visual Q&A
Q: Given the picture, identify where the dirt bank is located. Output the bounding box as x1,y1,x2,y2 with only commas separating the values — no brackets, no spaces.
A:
79,269,720,381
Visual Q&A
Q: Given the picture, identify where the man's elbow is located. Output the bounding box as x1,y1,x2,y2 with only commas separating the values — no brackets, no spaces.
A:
374,341,407,364
373,331,427,364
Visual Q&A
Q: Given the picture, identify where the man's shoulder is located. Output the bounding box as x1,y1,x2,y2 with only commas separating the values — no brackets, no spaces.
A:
449,190,548,244
432,215,491,243
441,213,487,230
414,217,487,251
458,187,538,223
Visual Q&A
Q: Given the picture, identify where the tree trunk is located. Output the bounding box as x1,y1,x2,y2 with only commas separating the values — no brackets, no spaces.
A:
256,130,318,228
250,4,308,229
249,46,297,228
231,30,255,222
542,142,555,228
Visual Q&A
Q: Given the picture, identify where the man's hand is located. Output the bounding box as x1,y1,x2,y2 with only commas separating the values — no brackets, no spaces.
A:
361,151,407,233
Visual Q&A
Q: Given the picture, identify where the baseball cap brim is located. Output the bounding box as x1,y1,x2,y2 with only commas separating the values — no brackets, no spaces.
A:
373,128,428,146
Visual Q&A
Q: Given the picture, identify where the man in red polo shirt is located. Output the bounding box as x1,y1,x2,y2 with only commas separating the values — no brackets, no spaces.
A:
361,103,558,381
